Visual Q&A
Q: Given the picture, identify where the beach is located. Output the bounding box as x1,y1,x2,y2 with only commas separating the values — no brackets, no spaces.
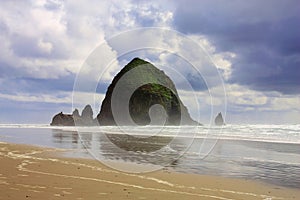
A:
0,142,299,200
1,0,299,199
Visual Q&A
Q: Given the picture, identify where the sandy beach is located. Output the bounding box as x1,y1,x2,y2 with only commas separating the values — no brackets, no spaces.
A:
0,142,299,200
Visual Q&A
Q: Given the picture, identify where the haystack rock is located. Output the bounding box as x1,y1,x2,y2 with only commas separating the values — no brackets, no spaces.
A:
51,58,201,126
215,112,225,126
97,57,199,126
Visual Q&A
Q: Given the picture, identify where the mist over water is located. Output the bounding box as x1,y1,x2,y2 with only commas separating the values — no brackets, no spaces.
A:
0,124,299,188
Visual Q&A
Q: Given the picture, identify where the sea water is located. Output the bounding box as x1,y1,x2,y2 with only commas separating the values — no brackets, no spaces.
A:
0,124,299,188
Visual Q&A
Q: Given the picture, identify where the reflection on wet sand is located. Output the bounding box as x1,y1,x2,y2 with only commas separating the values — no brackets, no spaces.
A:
52,129,79,144
105,134,173,152
51,129,181,167
49,128,300,188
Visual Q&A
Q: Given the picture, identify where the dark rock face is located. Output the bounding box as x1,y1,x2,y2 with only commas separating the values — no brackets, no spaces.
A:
78,105,94,126
215,112,225,126
50,105,95,126
81,105,93,120
50,112,74,126
72,109,80,118
97,57,198,126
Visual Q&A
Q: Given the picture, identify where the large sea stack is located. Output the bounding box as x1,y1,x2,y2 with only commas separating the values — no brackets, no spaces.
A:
51,58,199,126
97,57,198,126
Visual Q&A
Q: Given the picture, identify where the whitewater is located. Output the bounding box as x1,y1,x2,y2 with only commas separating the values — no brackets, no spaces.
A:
0,124,299,144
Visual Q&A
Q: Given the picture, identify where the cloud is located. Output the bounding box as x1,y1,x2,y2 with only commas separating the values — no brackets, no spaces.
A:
0,92,71,104
177,82,300,124
173,0,300,94
0,0,298,124
105,28,227,94
0,0,71,79
225,84,300,123
0,90,105,115
0,0,174,84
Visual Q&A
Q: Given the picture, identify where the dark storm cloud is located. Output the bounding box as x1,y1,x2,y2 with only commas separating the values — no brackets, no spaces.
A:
173,0,300,94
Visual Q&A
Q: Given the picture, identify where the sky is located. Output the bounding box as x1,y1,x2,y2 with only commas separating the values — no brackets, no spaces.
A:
0,0,299,124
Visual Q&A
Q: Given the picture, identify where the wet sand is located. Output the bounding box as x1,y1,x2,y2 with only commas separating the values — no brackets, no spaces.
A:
0,142,299,200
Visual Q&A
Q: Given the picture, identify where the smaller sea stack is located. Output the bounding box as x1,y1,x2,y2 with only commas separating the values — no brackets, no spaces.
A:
215,112,225,126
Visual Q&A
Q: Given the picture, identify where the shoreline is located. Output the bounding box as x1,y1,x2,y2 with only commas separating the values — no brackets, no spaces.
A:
0,142,299,199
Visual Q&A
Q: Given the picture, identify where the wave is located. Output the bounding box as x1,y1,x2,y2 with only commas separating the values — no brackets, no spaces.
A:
0,124,299,144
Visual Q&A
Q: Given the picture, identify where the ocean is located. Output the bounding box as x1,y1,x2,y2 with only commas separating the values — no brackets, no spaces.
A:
0,124,299,188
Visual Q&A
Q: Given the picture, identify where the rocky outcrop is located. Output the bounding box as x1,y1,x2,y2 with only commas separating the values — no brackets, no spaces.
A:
50,105,95,126
81,105,93,120
97,57,199,126
215,112,225,126
72,109,80,118
78,105,94,126
50,112,75,126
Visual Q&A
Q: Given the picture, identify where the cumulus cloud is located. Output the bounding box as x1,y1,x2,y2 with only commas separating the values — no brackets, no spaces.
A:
0,0,177,122
0,0,73,79
0,0,174,86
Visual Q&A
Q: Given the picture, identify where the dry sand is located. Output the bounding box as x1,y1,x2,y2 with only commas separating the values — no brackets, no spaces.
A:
0,142,299,200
